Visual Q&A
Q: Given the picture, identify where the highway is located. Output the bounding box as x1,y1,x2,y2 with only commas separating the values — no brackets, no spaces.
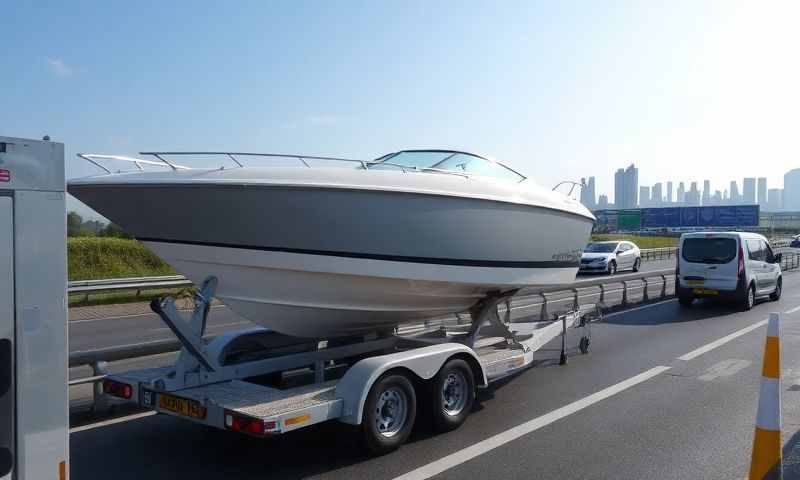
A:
69,268,800,479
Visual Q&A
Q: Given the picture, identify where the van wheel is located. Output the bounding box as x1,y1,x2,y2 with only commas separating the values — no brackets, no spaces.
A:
770,278,782,301
632,257,641,272
607,261,617,275
742,284,755,311
430,359,475,433
361,373,417,455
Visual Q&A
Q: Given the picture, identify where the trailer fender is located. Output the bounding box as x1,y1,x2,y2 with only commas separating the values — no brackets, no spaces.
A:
335,343,487,425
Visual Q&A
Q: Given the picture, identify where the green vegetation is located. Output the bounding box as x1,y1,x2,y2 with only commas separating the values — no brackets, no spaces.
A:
68,237,175,281
590,234,678,249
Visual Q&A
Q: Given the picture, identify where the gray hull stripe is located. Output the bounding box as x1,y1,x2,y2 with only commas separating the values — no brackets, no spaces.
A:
137,237,579,269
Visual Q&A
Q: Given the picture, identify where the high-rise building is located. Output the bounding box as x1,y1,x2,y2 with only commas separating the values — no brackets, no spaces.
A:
686,182,700,206
757,177,767,206
614,164,638,208
651,183,663,206
723,189,729,202
767,188,782,212
580,176,596,209
743,177,756,204
598,194,609,208
713,190,722,205
702,180,711,205
639,186,650,207
784,169,800,210
666,181,673,203
730,180,740,204
677,182,685,204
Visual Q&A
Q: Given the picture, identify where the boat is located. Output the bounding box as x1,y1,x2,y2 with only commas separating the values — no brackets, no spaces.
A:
68,149,595,338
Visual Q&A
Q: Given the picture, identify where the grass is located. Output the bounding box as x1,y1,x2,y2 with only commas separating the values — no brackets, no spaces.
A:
590,234,678,249
68,237,176,281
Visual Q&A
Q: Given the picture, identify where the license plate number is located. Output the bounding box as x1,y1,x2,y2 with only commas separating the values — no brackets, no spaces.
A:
686,279,704,286
158,393,206,419
693,288,718,295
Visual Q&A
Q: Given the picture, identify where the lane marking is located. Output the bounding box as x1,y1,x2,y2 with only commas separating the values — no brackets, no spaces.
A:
70,411,157,433
677,319,768,361
147,320,250,333
603,298,676,318
785,305,800,314
697,359,752,381
393,365,671,480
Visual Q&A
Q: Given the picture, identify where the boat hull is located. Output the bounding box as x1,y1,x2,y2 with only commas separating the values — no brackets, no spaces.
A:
70,176,593,337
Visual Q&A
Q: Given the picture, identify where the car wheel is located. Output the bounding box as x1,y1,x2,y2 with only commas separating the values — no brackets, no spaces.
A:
632,257,641,272
742,283,755,311
607,260,617,275
770,277,782,301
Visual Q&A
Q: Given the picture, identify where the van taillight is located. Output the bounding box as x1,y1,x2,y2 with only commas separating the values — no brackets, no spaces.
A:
738,244,745,277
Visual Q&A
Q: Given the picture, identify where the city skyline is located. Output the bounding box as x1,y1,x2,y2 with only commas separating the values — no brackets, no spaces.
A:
593,163,792,211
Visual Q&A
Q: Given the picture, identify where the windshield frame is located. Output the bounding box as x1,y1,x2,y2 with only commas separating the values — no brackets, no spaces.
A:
369,149,527,183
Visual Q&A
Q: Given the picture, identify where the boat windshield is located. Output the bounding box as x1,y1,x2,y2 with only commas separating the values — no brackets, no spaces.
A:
370,150,525,183
584,242,618,253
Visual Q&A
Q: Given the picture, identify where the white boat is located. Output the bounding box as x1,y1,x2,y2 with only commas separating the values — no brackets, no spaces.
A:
69,150,595,337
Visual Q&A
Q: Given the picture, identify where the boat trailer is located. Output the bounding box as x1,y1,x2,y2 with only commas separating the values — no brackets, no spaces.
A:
101,276,602,454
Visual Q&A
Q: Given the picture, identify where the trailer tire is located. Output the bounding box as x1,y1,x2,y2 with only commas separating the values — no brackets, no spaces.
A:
430,358,475,433
360,372,417,455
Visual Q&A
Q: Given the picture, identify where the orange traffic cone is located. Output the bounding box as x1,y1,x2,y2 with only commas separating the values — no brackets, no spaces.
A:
749,312,782,480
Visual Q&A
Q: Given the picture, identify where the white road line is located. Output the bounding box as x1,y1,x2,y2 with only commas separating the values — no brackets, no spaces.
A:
147,320,250,333
677,319,768,361
785,305,800,314
70,411,157,433
603,298,676,318
393,365,671,480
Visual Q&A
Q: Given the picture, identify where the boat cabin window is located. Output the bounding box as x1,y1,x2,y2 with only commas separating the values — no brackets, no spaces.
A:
371,150,524,182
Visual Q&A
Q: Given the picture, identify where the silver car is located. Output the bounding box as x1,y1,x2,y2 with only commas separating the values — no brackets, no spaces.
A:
579,241,642,275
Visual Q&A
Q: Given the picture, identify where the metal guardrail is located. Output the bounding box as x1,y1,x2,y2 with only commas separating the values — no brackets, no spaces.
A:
640,247,678,261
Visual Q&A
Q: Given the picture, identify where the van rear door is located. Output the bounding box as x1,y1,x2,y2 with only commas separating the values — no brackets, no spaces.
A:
680,235,740,291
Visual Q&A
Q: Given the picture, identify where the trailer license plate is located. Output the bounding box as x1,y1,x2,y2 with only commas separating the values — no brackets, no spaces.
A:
158,393,206,419
686,279,704,286
693,288,718,295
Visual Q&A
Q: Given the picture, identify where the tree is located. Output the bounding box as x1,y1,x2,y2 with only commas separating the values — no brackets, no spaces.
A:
99,223,132,239
67,211,84,237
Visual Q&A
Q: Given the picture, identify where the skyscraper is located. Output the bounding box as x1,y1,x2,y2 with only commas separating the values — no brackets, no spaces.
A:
580,176,596,209
639,186,650,207
784,169,800,211
686,182,700,206
598,194,609,208
651,183,663,206
666,181,673,203
614,164,638,208
757,177,767,206
730,180,740,204
743,177,756,204
677,182,685,204
702,180,711,205
767,188,782,212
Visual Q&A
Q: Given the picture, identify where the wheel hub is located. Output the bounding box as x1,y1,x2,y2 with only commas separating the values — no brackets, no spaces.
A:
441,372,467,416
375,387,408,437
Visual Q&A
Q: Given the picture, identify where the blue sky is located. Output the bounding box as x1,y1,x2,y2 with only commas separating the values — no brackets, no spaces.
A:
4,1,799,214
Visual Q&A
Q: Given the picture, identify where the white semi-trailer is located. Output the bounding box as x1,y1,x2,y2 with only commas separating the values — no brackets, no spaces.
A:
0,136,69,479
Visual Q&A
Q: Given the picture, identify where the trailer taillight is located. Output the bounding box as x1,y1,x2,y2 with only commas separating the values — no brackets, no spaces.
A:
224,410,277,436
102,379,132,399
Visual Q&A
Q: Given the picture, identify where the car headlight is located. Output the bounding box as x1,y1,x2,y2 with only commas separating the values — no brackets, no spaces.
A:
593,257,607,263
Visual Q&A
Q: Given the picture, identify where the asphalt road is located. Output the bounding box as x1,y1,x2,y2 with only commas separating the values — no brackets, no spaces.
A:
69,270,800,479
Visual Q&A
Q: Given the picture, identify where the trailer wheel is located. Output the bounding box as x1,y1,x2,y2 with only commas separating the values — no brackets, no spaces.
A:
430,359,475,433
360,373,417,455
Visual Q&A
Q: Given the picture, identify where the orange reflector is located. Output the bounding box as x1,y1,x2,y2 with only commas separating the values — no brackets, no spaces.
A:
285,414,311,426
59,460,67,480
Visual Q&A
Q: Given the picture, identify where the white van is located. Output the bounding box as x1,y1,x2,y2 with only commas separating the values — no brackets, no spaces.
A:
676,232,782,310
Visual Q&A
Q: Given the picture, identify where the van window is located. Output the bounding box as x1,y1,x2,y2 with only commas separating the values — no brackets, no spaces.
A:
682,237,737,264
747,239,764,261
763,241,774,263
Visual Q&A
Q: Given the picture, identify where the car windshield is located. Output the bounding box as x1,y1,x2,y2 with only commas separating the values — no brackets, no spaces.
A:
682,237,737,264
584,242,617,253
369,150,525,182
